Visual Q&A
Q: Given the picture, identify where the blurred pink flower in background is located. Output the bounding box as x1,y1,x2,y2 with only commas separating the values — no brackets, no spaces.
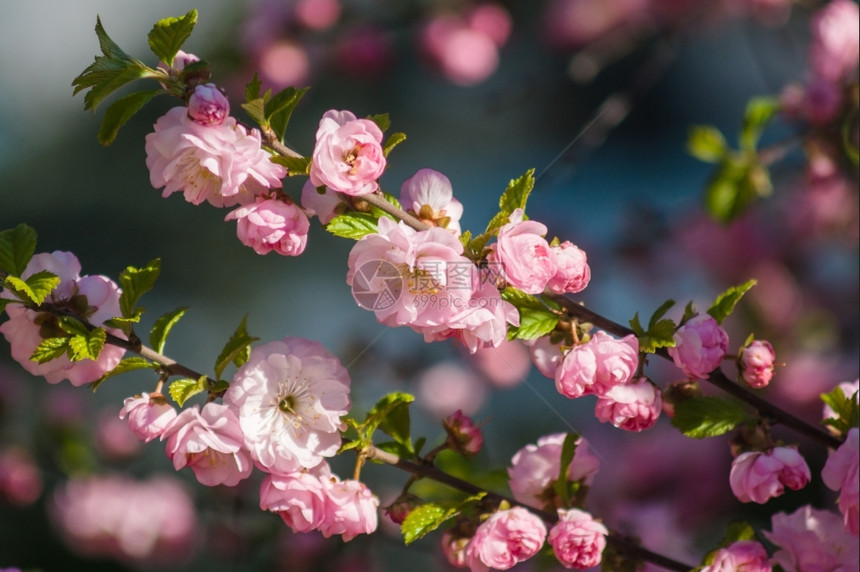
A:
258,40,311,89
467,337,530,388
96,409,141,460
333,26,394,79
295,0,341,30
417,362,488,417
809,0,860,83
764,505,859,571
0,448,42,506
821,428,859,535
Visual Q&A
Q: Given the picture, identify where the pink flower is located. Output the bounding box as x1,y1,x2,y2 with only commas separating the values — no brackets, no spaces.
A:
508,433,599,510
491,209,557,294
383,493,422,525
399,168,463,233
668,314,729,380
119,392,177,443
0,252,125,386
187,83,229,126
810,0,860,82
145,107,286,207
443,410,484,456
420,15,500,86
554,331,639,399
701,540,771,572
547,241,591,295
547,508,608,569
162,403,253,487
309,109,386,196
259,466,330,533
466,506,547,571
729,447,811,504
821,427,859,535
527,335,565,379
224,337,351,474
225,197,310,256
442,530,470,568
764,505,859,571
318,479,379,541
594,377,662,432
740,340,776,388
301,179,344,224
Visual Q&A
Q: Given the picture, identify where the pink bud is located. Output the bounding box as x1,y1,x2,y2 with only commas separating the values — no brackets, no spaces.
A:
188,83,230,126
443,410,484,456
729,447,811,504
740,340,776,389
383,493,422,525
668,314,729,380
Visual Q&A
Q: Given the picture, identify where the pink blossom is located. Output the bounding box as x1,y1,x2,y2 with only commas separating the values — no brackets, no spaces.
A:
594,377,662,432
491,209,557,294
701,540,771,572
668,314,729,380
96,410,141,460
810,0,860,82
729,447,811,504
295,0,341,30
258,40,310,89
443,410,484,456
187,83,229,126
309,109,386,196
442,530,470,568
400,168,464,234
527,335,565,379
821,427,859,535
420,16,500,86
119,392,177,443
50,474,197,566
162,403,253,487
0,251,125,386
0,448,42,506
225,196,310,256
547,508,608,569
301,179,344,224
224,337,351,474
764,505,859,571
508,433,599,509
740,340,776,389
555,331,639,399
259,466,330,533
145,107,286,207
547,241,591,295
466,506,547,571
318,479,379,541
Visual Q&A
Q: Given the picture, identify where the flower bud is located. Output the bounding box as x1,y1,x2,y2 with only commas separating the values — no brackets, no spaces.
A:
187,83,229,126
383,493,422,525
442,410,484,456
739,339,776,389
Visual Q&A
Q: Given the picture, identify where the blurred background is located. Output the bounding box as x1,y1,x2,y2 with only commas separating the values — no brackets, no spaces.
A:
0,0,857,570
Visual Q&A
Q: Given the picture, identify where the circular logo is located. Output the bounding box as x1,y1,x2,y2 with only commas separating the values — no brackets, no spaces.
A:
351,259,404,311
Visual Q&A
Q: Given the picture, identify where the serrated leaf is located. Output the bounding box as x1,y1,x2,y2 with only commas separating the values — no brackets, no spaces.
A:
103,310,143,335
821,387,860,436
401,503,457,545
4,272,60,306
740,97,780,151
499,169,535,214
241,98,267,126
369,113,390,132
118,259,161,319
0,223,37,276
707,279,756,324
484,210,513,235
149,306,188,354
98,89,161,146
270,155,310,176
214,315,258,380
501,288,559,341
671,396,749,439
95,356,157,385
265,86,308,141
379,398,414,456
363,392,414,441
337,439,363,454
68,328,106,361
639,318,677,353
554,433,579,506
245,73,262,102
383,132,407,157
147,10,198,67
648,299,676,330
326,212,379,240
688,125,728,163
30,337,70,364
168,376,207,407
58,316,90,337
629,312,646,337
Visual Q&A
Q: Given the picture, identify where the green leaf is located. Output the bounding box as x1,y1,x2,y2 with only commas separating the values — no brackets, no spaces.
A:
103,310,143,335
401,503,458,545
30,337,70,364
378,396,414,456
270,155,310,176
707,279,756,324
554,433,579,506
484,210,513,236
383,132,407,157
648,299,675,330
501,288,559,341
214,315,258,380
671,396,749,439
369,113,391,132
245,73,262,101
147,10,198,67
117,259,161,319
639,318,677,353
717,521,757,546
628,312,646,337
98,89,161,146
499,169,535,214
821,387,859,436
168,376,207,407
149,306,188,354
703,157,762,224
4,272,60,306
0,224,38,276
363,392,414,441
681,301,697,324
326,212,379,240
740,96,780,151
688,125,727,163
265,86,309,141
68,328,106,361
93,356,158,391
58,316,91,337
241,98,267,126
